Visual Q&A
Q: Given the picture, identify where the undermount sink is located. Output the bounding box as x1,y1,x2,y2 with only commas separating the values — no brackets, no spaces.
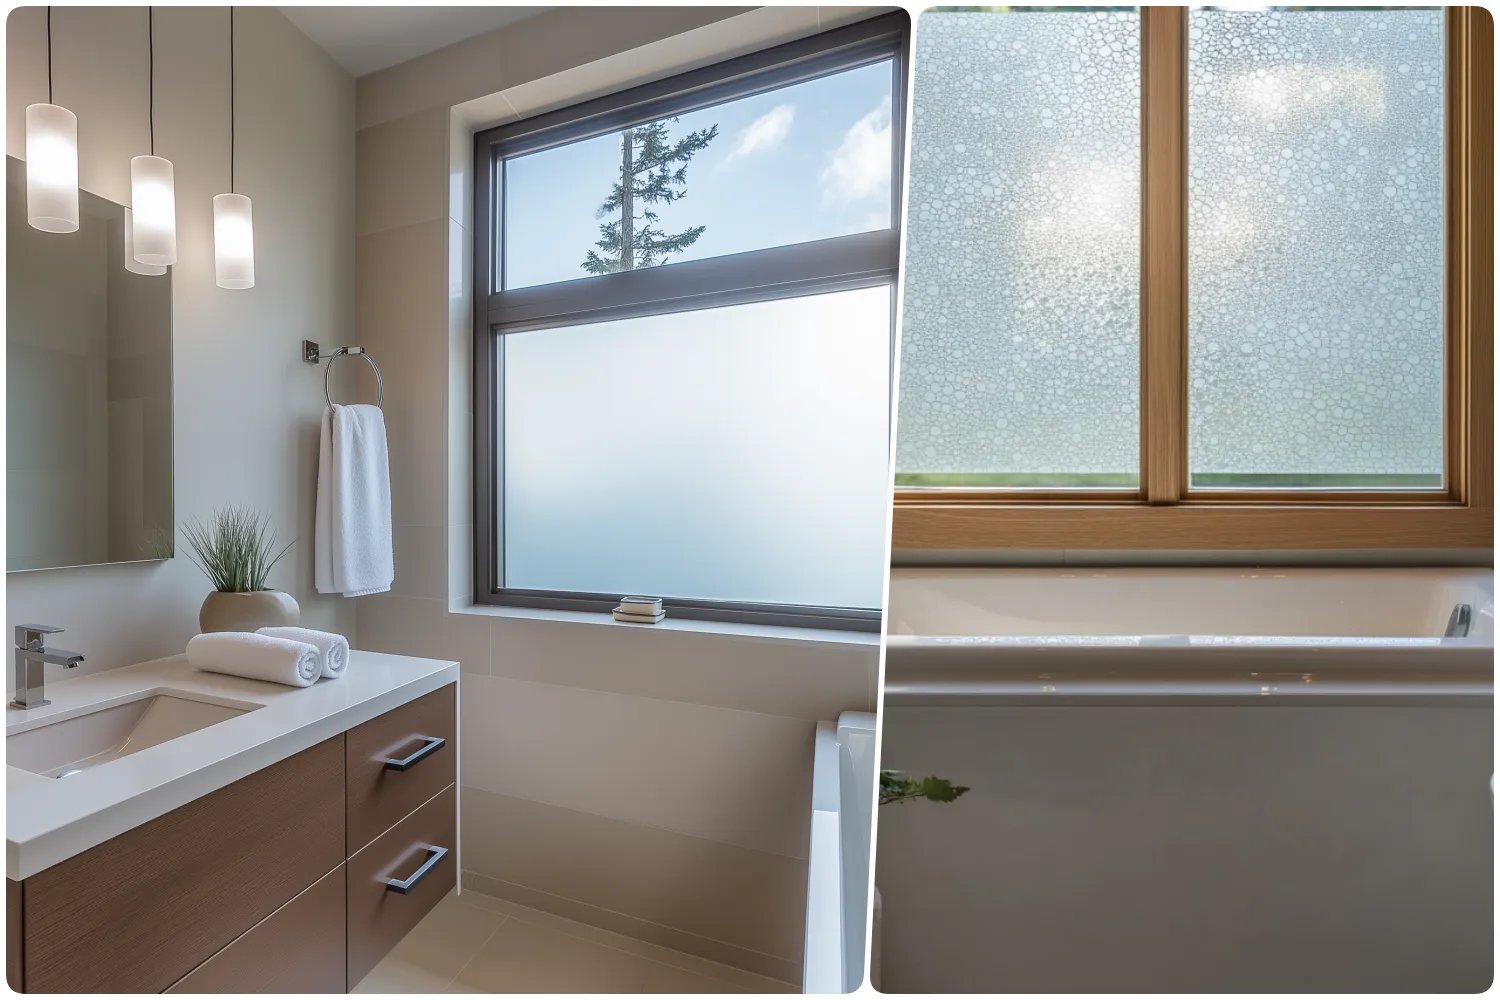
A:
7,692,261,778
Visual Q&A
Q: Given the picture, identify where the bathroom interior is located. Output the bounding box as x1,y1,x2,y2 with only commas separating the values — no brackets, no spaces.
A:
875,5,1493,995
4,5,900,994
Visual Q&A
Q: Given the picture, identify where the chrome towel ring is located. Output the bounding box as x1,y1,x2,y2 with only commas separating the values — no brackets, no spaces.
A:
302,339,383,409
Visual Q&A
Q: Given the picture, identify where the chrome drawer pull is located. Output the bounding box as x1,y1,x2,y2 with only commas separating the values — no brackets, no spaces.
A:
384,844,448,894
379,735,446,771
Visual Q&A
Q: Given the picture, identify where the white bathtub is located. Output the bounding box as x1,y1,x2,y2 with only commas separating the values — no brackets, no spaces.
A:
888,567,1493,702
803,711,876,994
877,567,1493,992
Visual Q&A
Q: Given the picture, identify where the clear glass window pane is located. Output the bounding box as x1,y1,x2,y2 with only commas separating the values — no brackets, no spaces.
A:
501,61,894,291
895,9,1141,489
1187,7,1445,490
501,286,891,609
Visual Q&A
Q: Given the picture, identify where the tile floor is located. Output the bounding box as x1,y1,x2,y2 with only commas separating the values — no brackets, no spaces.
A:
352,888,800,993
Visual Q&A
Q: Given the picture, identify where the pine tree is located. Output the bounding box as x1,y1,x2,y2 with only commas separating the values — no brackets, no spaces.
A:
582,119,718,275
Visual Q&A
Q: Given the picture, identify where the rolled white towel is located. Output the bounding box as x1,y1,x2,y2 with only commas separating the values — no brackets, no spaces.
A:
186,632,321,688
257,626,349,679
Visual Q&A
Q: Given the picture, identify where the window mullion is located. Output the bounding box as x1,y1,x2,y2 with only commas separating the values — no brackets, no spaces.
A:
1448,7,1494,509
1140,5,1188,505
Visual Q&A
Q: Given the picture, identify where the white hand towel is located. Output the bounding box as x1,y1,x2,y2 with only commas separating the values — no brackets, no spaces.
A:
186,632,322,688
257,626,349,679
316,403,394,597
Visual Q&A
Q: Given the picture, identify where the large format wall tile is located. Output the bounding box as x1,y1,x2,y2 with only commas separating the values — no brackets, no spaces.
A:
355,221,449,402
379,402,448,528
356,593,490,674
390,525,448,600
356,8,753,131
461,672,815,859
461,787,806,975
356,106,449,235
487,615,876,720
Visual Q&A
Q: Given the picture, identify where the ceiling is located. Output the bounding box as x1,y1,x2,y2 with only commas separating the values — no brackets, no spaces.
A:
280,6,550,78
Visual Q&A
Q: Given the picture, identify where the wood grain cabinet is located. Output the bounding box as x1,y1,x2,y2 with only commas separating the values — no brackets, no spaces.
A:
6,681,457,994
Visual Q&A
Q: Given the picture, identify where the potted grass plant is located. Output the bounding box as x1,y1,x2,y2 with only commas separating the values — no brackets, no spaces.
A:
181,505,299,634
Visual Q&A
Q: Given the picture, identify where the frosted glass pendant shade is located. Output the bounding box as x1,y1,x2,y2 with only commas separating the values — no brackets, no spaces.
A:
212,193,255,289
25,103,79,233
130,155,177,265
123,209,166,275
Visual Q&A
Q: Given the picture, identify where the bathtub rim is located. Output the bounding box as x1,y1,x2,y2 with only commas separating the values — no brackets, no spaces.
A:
885,636,1493,706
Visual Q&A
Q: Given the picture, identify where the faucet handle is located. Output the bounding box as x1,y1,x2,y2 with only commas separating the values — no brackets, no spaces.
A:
15,624,64,650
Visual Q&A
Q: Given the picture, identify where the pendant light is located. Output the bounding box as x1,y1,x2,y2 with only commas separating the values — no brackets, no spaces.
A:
124,9,165,276
123,207,165,276
131,6,176,267
213,7,254,289
26,7,79,233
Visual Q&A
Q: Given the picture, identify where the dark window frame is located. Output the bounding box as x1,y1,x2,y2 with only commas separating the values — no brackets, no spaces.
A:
471,12,910,631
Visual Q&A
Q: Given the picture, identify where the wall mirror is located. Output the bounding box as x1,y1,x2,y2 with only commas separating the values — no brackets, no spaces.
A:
7,155,174,571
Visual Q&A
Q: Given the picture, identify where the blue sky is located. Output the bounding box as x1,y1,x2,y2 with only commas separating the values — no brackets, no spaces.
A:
502,59,894,290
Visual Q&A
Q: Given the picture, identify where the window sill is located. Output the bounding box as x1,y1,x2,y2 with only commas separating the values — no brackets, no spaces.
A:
892,502,1494,551
449,602,881,648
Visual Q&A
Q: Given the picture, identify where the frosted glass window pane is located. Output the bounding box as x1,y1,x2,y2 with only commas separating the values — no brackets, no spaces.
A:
1187,8,1445,489
502,61,894,291
896,9,1141,488
502,286,891,608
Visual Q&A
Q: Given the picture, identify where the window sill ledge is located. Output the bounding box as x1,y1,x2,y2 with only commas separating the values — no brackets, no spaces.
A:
449,602,881,648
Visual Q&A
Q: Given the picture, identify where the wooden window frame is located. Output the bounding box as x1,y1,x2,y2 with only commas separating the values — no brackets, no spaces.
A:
893,6,1493,551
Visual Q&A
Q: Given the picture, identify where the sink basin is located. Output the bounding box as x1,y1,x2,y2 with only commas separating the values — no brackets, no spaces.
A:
7,692,261,778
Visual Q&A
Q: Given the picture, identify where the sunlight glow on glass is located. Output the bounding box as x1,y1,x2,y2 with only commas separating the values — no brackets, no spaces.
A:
1187,7,1444,489
213,193,255,289
896,9,1141,488
130,155,177,266
25,103,78,233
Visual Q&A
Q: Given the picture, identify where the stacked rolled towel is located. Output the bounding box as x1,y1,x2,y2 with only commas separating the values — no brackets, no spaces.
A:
257,626,349,679
185,632,322,688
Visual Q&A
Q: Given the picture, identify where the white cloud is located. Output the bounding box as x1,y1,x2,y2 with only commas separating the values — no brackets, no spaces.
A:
820,97,892,205
723,104,796,164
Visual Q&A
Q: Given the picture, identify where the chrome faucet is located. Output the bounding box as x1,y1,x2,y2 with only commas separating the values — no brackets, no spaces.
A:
12,625,84,710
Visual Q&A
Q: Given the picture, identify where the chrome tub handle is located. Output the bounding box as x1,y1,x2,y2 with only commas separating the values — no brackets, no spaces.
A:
1446,603,1473,638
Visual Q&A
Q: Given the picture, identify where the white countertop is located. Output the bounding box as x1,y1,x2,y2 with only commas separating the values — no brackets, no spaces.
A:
7,650,458,881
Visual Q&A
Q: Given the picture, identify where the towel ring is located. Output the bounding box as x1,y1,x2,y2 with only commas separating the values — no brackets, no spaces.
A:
304,341,384,409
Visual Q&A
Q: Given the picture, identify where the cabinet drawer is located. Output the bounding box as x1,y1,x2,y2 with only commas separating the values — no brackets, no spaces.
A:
167,863,346,993
347,784,457,987
21,735,345,994
347,683,456,853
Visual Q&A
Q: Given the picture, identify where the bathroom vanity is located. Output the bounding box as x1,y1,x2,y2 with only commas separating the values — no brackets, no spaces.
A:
5,650,458,993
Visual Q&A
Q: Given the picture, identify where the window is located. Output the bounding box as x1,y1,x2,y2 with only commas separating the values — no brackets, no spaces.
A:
898,9,1142,489
1187,7,1446,490
895,7,1491,550
473,14,907,629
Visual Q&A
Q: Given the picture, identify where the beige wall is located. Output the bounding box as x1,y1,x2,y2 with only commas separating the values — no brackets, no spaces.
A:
353,6,884,983
6,6,357,680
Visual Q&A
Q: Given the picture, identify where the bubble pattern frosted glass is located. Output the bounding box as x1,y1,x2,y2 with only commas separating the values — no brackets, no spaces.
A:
897,10,1141,485
1188,8,1445,487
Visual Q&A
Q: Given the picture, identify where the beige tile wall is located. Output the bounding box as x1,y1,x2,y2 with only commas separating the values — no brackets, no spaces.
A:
351,7,885,984
6,6,357,679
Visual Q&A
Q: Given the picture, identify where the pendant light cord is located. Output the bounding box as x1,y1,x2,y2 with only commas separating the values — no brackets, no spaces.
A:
229,6,235,194
45,6,53,104
147,6,154,156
